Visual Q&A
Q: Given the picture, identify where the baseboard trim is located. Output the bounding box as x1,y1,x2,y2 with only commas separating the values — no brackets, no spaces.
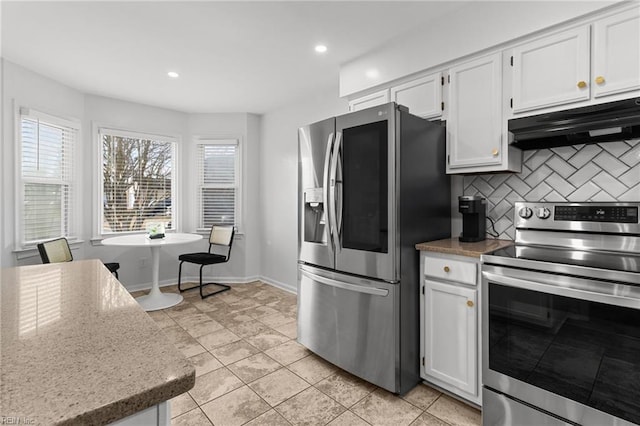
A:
257,275,297,294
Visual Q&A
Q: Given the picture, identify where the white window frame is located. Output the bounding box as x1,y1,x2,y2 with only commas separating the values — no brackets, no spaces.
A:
196,138,243,233
15,106,81,250
95,126,179,237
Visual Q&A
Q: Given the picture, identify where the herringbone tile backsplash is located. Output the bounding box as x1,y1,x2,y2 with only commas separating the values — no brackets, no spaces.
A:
463,139,640,240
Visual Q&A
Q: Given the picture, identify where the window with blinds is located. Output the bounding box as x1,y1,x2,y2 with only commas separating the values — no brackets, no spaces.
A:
197,140,240,230
100,128,176,234
18,109,78,248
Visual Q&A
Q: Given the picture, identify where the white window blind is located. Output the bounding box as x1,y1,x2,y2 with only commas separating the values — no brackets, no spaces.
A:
100,128,176,234
18,109,77,248
197,140,240,230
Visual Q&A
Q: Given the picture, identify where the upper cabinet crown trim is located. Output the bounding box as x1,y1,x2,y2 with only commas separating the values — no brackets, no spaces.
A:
339,2,629,98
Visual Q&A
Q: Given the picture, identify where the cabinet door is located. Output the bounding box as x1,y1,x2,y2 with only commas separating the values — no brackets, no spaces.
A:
391,72,442,119
424,279,477,395
593,8,640,98
348,89,390,112
512,26,590,113
447,53,503,170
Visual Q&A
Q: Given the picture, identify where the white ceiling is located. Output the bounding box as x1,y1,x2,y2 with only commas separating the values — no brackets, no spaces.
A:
1,1,469,114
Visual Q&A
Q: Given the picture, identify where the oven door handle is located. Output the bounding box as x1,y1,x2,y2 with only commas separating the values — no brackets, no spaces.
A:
483,270,640,309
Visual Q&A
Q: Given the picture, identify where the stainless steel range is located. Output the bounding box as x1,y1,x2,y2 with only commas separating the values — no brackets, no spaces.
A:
481,202,640,425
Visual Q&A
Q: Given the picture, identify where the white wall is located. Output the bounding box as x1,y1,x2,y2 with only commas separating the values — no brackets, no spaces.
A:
339,0,622,241
258,89,348,292
0,59,4,269
1,60,85,268
84,103,261,290
340,1,617,96
1,0,628,290
1,61,260,290
83,95,189,289
185,112,262,286
245,114,261,280
0,0,3,268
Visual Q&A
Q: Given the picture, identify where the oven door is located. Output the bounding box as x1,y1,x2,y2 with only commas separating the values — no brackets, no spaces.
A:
482,264,640,426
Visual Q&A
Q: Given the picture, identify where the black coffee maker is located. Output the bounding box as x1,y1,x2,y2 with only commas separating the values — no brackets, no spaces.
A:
458,195,486,242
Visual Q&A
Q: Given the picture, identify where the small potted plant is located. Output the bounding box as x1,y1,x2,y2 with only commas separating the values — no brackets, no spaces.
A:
147,222,166,239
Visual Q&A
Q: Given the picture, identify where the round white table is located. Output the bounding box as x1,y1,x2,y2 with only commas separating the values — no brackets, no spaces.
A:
102,233,203,311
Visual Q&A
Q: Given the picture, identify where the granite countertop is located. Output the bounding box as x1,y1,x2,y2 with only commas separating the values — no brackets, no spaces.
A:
416,237,514,257
0,259,195,425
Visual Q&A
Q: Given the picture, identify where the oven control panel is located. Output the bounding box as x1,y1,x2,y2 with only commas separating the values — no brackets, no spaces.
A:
555,205,638,223
514,202,640,233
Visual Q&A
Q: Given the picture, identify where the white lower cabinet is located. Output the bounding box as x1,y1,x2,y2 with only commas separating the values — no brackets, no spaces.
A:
424,280,477,394
109,402,169,425
420,252,481,405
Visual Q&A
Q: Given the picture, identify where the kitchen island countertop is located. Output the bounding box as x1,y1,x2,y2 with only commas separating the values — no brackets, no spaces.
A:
416,237,513,257
0,259,195,425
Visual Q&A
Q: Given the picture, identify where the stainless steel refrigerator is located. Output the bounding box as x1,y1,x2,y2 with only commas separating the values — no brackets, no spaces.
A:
297,102,451,394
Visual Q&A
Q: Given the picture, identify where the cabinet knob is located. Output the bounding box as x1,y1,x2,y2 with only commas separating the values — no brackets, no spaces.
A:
595,76,605,85
443,266,450,273
467,300,474,308
577,81,587,89
491,148,499,156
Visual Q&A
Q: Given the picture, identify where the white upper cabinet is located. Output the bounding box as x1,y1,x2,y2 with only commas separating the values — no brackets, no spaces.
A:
512,26,591,113
348,89,389,112
349,73,444,119
390,72,443,119
593,8,640,98
511,6,640,114
447,53,518,173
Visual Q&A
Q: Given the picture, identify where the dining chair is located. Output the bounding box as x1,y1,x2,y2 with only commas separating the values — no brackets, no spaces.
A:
177,225,234,299
37,237,120,278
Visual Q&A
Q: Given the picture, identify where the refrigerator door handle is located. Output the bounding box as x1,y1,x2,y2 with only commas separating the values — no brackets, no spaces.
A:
301,268,389,297
335,140,343,238
323,132,335,248
328,131,342,251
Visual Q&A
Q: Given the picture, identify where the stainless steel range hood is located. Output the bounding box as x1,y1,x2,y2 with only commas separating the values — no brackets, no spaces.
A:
508,98,640,150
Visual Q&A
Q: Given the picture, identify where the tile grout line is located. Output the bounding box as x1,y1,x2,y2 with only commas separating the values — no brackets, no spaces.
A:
158,281,478,426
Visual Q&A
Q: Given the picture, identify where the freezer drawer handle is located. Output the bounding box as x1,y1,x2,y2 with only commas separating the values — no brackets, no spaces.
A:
301,269,389,297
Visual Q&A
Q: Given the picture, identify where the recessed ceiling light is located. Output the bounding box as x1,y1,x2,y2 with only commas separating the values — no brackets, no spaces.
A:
167,71,179,78
315,45,327,53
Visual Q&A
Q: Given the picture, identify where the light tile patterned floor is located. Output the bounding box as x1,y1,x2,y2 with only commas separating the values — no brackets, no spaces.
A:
133,281,481,426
